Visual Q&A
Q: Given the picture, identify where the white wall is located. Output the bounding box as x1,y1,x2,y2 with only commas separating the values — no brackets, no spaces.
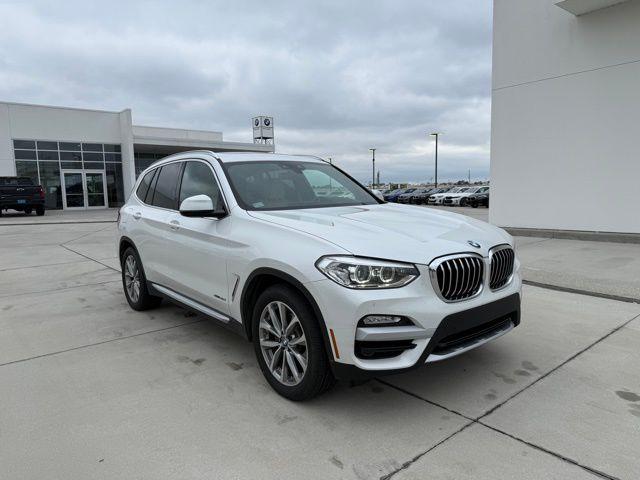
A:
490,0,640,233
0,104,14,176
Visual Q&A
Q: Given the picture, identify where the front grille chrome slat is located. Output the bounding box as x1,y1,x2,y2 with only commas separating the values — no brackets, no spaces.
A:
430,254,484,302
489,245,515,290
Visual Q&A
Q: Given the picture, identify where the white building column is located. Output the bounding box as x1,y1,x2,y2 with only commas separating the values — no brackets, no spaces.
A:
119,109,136,199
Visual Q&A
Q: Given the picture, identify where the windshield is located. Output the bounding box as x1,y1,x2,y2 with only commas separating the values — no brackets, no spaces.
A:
224,161,379,211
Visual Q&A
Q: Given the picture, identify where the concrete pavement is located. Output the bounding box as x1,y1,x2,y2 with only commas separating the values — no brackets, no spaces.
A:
1,213,639,479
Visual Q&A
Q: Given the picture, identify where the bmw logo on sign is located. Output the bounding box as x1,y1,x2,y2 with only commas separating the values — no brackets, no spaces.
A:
254,118,260,127
467,240,481,248
264,118,271,126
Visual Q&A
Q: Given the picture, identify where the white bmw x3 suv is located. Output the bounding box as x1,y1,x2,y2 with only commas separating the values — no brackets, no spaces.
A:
118,151,521,400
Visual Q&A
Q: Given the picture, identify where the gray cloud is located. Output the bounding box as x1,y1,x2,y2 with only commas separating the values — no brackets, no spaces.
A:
0,0,492,183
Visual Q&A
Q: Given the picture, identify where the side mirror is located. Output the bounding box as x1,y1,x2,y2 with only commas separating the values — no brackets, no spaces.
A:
179,194,226,218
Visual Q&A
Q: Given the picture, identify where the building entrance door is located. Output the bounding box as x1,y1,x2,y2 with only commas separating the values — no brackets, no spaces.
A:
61,170,108,209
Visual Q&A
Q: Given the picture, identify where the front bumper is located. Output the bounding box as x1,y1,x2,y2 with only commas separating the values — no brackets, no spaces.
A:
305,266,522,380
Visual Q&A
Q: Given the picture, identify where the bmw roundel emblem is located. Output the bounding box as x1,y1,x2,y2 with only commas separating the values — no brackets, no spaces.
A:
264,118,271,126
467,240,481,248
254,118,260,127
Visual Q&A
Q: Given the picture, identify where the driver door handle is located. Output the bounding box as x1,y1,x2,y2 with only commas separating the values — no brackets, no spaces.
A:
169,220,180,231
133,211,142,220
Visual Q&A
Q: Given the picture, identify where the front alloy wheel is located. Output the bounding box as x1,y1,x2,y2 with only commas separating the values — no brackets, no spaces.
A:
252,284,334,400
259,301,308,386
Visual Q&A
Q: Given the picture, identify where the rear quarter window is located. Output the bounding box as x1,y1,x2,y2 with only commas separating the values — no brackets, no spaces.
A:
136,169,156,203
150,163,182,209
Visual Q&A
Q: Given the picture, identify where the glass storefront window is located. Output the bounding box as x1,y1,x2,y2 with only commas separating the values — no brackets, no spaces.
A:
105,153,122,162
59,142,81,151
15,149,37,160
15,161,39,183
134,154,163,177
82,143,102,152
60,151,82,161
38,150,59,160
106,162,125,207
36,141,58,150
12,139,123,209
13,139,36,149
39,161,63,209
83,161,104,170
82,152,104,162
61,161,83,169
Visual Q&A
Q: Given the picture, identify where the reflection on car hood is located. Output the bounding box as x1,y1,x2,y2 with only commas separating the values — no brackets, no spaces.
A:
248,203,511,264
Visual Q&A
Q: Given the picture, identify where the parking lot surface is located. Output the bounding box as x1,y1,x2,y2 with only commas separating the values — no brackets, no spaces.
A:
1,211,639,479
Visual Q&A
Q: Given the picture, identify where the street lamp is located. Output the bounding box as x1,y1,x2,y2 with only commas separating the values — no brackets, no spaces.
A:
369,148,376,187
430,133,440,188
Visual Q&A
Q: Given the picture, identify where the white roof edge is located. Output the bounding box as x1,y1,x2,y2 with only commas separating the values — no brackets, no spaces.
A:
132,124,223,135
0,99,126,115
555,0,630,16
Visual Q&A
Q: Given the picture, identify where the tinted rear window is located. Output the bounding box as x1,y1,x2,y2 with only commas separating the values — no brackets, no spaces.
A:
150,163,182,209
0,177,34,186
136,169,156,203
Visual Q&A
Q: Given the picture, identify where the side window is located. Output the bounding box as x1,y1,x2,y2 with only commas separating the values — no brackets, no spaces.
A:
136,169,156,203
150,163,182,209
178,161,222,209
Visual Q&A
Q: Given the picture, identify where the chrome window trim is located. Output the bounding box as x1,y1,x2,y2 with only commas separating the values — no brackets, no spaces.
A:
428,252,485,303
488,243,515,291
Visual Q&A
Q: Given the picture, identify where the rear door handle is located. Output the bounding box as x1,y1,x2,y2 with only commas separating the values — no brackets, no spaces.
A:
133,211,142,220
169,220,180,231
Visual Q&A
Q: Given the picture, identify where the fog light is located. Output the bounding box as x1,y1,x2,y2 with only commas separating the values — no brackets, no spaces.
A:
359,315,413,327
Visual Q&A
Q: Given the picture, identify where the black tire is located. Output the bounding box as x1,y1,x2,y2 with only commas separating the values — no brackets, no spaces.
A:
252,284,335,401
36,206,45,216
471,202,478,208
460,198,468,207
24,207,32,215
121,247,162,311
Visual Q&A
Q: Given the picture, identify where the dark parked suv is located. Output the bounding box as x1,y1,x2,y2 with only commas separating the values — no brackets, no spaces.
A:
0,177,45,216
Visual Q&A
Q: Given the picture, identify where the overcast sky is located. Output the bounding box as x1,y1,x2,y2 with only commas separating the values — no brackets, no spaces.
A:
0,0,493,184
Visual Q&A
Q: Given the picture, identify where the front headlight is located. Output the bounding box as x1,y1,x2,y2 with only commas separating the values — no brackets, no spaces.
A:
315,256,419,289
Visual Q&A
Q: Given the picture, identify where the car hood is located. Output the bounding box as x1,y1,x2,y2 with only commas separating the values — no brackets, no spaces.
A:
248,204,511,264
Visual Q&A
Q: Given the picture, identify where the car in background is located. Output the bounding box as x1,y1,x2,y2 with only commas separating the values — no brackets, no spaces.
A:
427,187,468,205
0,176,45,216
399,188,429,204
468,191,490,208
398,188,425,204
411,187,446,204
384,188,416,203
443,186,489,207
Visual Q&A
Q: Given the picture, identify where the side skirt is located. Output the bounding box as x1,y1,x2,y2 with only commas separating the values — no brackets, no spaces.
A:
147,282,247,339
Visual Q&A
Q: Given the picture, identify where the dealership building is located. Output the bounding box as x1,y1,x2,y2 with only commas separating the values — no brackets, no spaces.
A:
491,0,640,235
0,102,273,210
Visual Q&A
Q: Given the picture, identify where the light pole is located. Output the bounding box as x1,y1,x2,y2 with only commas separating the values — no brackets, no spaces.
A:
430,133,439,188
369,148,376,187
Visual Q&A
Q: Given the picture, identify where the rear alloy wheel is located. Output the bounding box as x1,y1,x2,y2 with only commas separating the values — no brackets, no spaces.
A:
121,247,162,311
460,198,468,207
252,284,334,400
